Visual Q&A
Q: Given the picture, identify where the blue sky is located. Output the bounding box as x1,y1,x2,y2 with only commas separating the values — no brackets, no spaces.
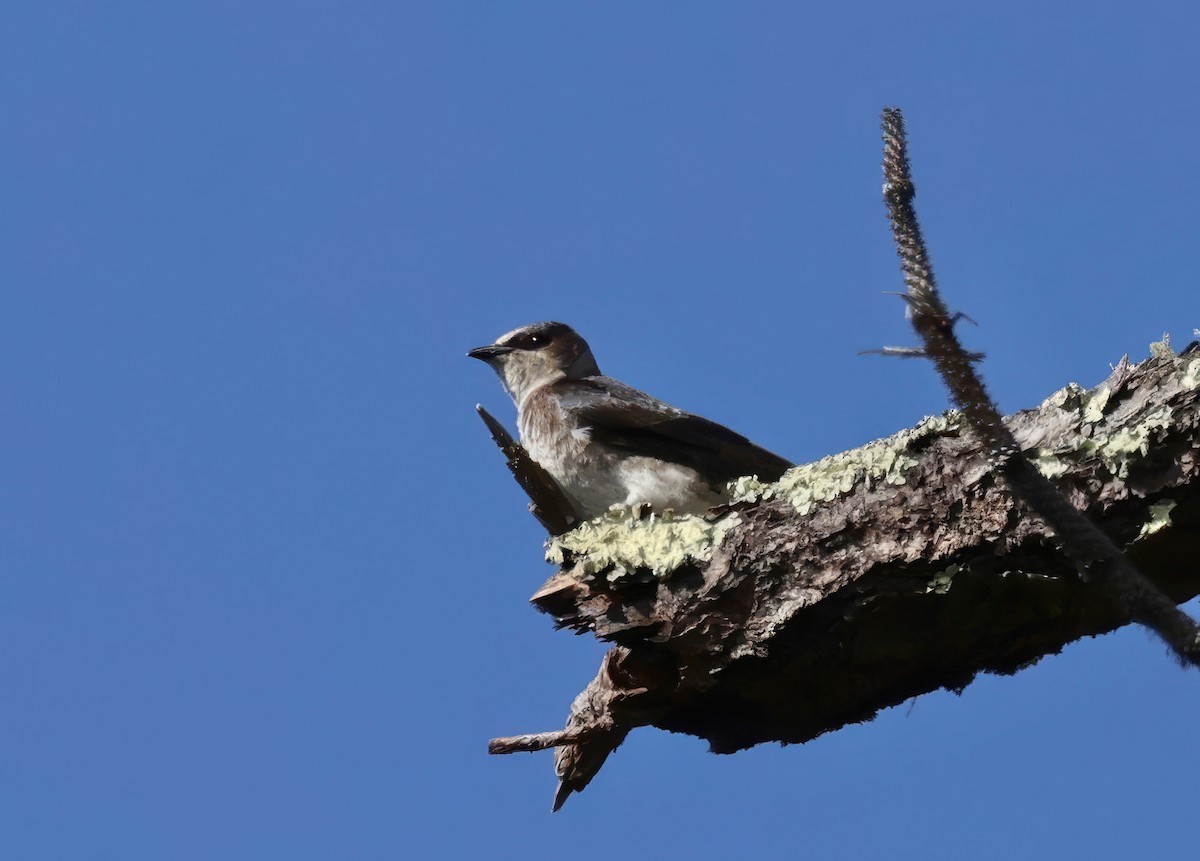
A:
4,3,1198,859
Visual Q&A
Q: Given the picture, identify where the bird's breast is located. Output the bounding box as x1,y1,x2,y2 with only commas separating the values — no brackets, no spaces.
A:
516,388,720,519
517,389,587,466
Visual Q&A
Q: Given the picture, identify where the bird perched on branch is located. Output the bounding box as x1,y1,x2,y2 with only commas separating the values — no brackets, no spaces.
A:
469,321,792,520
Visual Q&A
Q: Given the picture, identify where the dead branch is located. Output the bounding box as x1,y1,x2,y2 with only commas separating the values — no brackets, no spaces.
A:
480,110,1200,810
493,347,1200,807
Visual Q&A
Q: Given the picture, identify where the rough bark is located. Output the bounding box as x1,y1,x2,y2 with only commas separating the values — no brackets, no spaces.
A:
493,345,1200,804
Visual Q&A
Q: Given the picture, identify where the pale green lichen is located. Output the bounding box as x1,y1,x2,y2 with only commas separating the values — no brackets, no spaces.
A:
926,564,960,594
1031,361,1184,478
1179,354,1200,390
1135,499,1177,541
1039,380,1114,424
1093,405,1173,478
1031,450,1071,479
547,508,741,579
1082,386,1111,423
1041,382,1084,411
1042,402,1175,480
1149,333,1174,358
732,412,961,515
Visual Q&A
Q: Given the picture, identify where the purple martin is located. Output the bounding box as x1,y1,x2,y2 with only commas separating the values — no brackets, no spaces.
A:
469,322,792,520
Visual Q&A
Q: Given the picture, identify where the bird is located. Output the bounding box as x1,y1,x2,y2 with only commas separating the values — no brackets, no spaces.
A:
468,321,792,520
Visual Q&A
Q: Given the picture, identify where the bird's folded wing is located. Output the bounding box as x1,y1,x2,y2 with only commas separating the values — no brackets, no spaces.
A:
555,377,792,485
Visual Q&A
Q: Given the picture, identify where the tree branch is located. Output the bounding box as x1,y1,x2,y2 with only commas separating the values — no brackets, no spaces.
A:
482,110,1200,810
880,107,1200,664
496,347,1200,806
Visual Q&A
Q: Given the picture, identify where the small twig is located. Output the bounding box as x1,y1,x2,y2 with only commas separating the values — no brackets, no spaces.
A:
880,107,1200,665
488,645,660,811
475,404,579,535
859,346,928,358
488,722,615,755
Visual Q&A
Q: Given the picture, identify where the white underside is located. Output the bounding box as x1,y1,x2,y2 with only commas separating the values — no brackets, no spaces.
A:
517,387,724,519
526,431,721,519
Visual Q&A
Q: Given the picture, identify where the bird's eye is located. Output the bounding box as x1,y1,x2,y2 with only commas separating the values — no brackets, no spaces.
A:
526,333,549,347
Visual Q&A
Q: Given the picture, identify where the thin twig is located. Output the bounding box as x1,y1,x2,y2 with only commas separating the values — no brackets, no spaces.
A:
488,722,615,755
476,404,579,535
880,106,1200,665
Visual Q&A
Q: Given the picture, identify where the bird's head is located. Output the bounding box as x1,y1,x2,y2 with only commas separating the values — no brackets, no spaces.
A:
468,321,600,404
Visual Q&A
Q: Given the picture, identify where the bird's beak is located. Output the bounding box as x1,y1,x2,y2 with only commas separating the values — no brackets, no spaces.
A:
467,344,514,366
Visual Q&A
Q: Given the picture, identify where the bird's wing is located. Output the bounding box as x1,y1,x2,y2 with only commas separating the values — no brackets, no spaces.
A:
554,377,793,485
